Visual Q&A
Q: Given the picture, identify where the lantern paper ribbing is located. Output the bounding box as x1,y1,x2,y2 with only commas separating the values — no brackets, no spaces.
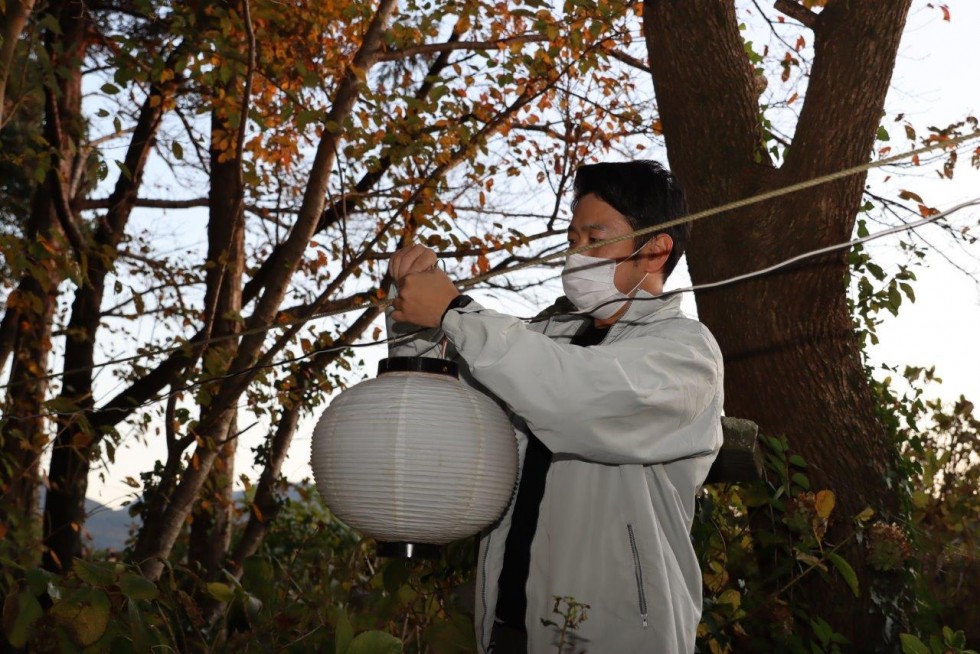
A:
311,358,518,545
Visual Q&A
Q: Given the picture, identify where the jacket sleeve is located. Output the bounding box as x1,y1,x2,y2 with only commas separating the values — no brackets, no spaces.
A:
441,301,723,465
385,310,446,359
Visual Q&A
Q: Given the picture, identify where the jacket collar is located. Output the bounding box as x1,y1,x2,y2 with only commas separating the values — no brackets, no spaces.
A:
540,291,685,329
618,290,684,325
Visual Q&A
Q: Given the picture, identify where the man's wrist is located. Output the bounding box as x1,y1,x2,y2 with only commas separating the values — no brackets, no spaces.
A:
440,293,473,327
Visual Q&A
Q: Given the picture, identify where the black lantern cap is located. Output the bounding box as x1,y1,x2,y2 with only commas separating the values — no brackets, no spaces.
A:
377,356,458,378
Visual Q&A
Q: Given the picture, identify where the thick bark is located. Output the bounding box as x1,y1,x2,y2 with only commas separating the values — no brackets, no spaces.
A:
0,0,36,127
43,68,174,572
188,416,237,579
186,92,248,580
644,0,912,646
0,198,58,532
0,0,85,540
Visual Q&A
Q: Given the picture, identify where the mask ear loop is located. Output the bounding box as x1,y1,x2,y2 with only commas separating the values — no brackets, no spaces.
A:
620,240,653,299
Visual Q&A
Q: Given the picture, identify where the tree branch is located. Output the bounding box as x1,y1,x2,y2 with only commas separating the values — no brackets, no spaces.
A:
378,34,548,62
241,20,466,305
644,0,771,207
0,0,38,128
602,46,651,74
78,197,209,210
773,0,818,29
134,0,400,582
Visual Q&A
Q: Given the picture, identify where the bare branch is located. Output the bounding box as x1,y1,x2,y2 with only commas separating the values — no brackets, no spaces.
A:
602,46,651,74
378,34,548,62
773,0,818,29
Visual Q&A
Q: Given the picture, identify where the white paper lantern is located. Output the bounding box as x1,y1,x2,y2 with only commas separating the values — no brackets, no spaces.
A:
311,357,518,557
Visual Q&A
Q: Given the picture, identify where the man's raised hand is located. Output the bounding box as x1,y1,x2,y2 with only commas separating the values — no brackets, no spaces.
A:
389,245,461,328
388,244,437,282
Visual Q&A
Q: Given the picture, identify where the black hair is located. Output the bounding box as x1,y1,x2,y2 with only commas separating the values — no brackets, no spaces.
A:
572,160,689,279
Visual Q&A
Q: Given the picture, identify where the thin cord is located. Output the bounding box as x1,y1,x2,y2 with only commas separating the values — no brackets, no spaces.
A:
549,196,980,321
1,132,977,393
6,195,977,422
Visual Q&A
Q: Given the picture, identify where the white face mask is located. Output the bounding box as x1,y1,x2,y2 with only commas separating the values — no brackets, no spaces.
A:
561,248,648,319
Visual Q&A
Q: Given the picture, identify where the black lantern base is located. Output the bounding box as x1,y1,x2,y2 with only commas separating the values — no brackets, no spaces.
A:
376,541,442,559
377,356,458,378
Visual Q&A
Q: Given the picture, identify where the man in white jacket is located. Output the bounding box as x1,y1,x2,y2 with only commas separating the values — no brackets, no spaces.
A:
387,161,724,653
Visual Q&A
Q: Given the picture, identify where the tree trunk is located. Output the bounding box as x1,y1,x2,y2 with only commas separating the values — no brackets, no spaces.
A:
226,302,386,578
0,0,37,127
132,0,398,582
0,0,85,548
43,67,173,572
188,416,238,579
226,406,299,578
186,90,248,579
644,0,912,646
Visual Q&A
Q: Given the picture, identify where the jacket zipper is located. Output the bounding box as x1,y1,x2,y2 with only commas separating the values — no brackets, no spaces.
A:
626,524,649,629
481,532,492,650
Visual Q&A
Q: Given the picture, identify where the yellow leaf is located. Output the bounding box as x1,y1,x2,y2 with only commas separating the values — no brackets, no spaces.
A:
815,490,835,519
718,589,741,609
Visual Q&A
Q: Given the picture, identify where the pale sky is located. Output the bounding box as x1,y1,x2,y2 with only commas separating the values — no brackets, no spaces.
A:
83,1,980,508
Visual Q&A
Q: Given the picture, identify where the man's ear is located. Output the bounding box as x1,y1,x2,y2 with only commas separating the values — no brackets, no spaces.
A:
643,234,673,274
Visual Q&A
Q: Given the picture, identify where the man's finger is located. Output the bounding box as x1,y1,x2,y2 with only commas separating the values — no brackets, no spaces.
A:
389,248,408,280
397,246,427,279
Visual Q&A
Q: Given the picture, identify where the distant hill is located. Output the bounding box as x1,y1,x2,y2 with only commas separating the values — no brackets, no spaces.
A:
83,498,135,552
51,487,316,553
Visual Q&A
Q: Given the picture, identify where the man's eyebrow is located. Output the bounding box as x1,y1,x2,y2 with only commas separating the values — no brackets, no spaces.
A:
567,222,607,233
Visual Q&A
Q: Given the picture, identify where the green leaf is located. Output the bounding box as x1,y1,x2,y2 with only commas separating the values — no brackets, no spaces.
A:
115,159,132,180
347,630,402,654
2,589,44,648
423,613,477,653
50,587,111,647
118,572,159,601
335,609,354,654
206,582,235,603
74,558,117,587
172,140,184,160
826,552,859,598
877,125,890,141
25,568,55,597
810,617,832,646
382,559,410,595
127,595,151,653
788,454,808,468
866,261,885,281
898,634,930,654
101,83,121,95
791,472,810,490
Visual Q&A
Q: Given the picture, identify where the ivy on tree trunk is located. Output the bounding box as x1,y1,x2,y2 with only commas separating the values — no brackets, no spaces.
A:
644,0,914,645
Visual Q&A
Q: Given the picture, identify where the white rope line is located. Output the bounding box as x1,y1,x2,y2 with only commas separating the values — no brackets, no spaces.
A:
5,194,977,420
1,132,977,394
566,196,980,319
